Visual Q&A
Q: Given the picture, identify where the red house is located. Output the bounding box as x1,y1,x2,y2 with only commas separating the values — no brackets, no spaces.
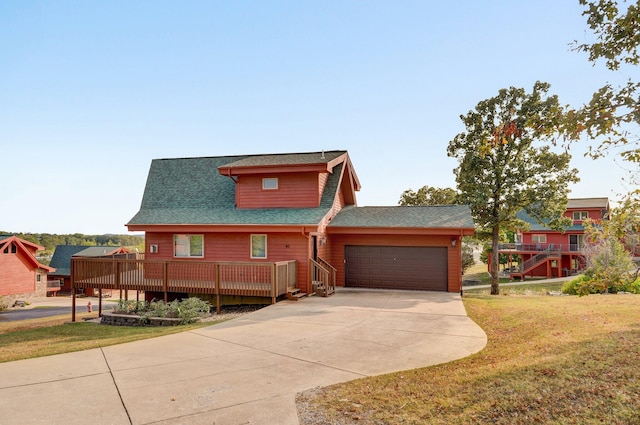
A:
122,151,474,297
498,197,610,280
0,235,56,303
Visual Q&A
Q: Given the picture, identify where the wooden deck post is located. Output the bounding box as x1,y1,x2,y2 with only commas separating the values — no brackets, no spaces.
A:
271,263,277,304
215,263,221,314
98,288,103,317
71,259,76,322
163,261,168,303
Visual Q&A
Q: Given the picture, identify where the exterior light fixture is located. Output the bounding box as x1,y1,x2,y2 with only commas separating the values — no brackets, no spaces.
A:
451,238,457,247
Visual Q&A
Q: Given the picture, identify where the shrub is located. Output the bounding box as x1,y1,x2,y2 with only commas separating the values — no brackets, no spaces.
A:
113,299,148,314
562,275,606,296
0,296,7,311
113,297,211,324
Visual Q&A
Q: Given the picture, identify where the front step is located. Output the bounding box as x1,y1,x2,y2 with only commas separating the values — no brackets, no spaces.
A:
286,288,308,301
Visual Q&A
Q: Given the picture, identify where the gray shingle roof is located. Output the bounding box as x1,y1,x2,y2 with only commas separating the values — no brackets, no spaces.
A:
329,205,475,229
220,150,346,168
567,197,609,209
127,155,344,226
49,245,94,276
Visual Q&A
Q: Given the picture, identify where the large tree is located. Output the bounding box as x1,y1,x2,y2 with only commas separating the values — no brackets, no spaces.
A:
566,0,640,172
447,81,579,295
398,185,459,206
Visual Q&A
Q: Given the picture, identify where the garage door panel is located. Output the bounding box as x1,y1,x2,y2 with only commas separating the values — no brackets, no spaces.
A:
345,245,447,291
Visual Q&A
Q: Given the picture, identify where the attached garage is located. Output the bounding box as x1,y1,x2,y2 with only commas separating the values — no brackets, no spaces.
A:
327,205,476,293
345,245,447,291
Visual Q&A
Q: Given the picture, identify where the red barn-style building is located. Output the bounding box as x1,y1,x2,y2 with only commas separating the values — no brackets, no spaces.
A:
0,235,56,303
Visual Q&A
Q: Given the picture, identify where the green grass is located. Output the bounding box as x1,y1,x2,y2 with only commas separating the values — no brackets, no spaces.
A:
297,287,640,424
0,313,215,363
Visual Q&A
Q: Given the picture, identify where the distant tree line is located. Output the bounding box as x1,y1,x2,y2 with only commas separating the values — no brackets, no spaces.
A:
0,232,145,257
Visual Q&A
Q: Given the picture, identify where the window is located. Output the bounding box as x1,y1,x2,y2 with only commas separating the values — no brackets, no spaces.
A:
532,234,547,243
573,211,588,221
251,234,267,258
262,178,278,190
36,274,41,282
3,243,16,254
173,234,203,257
149,244,158,254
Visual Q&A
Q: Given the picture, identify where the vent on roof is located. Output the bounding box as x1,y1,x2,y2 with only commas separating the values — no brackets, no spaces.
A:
321,150,325,159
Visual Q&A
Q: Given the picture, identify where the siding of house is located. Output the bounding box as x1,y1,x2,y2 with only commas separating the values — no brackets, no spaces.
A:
145,231,312,292
236,172,320,208
328,234,462,293
0,249,36,296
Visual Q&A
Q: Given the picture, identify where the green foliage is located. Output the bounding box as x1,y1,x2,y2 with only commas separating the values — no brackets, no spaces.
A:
561,275,605,295
113,297,211,324
583,237,636,291
461,244,475,272
562,273,640,296
447,81,579,294
398,185,459,206
114,299,148,314
0,232,145,258
565,0,640,169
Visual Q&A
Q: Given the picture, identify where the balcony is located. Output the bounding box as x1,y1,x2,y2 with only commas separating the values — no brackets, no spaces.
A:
498,243,585,253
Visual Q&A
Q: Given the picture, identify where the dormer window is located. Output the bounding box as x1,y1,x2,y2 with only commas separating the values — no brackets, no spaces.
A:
573,211,588,221
262,178,278,190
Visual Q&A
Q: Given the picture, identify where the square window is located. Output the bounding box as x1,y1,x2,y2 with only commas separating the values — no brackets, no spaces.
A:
174,235,204,257
149,244,158,254
262,178,278,190
251,234,267,258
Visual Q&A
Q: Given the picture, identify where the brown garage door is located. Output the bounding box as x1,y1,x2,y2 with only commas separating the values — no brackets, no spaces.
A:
345,246,447,291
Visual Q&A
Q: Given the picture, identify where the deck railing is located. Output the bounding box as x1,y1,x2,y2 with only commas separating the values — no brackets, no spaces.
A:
71,258,297,319
499,243,584,252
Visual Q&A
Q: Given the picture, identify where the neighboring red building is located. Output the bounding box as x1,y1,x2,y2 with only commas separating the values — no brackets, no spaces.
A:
126,151,475,295
0,235,56,303
498,197,610,280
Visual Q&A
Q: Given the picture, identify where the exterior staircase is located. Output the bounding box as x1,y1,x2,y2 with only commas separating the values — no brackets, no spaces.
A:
286,257,337,300
510,245,562,280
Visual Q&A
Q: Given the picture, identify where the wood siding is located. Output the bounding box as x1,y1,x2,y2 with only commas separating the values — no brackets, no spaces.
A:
329,234,462,293
0,250,36,296
236,172,320,208
145,231,313,292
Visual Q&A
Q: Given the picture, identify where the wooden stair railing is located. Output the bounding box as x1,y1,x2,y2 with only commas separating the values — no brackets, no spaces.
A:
309,257,336,297
511,246,562,279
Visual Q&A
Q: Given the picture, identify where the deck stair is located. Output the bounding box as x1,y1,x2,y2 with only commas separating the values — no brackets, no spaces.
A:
510,246,562,280
312,280,335,297
286,287,308,301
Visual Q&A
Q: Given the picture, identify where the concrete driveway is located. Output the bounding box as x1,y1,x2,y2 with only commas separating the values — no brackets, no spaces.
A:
0,288,486,425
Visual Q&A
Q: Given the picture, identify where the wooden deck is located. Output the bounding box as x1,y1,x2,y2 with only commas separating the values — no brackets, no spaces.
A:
71,257,297,320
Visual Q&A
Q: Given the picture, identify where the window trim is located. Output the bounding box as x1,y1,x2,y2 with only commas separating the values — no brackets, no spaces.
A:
250,234,267,259
262,177,278,190
573,211,589,221
173,234,204,258
531,234,547,244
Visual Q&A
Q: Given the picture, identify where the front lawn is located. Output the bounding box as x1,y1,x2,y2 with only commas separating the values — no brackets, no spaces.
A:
297,290,640,424
0,313,214,363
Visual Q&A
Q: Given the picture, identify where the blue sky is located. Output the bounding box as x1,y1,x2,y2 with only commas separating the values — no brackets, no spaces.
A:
1,1,634,234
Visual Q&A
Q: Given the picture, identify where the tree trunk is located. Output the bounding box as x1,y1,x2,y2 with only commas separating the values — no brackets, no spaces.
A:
491,226,500,295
